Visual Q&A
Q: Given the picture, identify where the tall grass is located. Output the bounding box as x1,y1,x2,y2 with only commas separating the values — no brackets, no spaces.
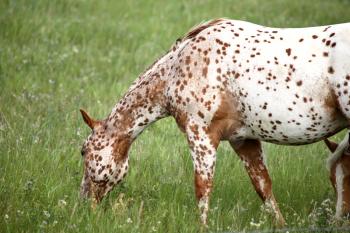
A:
1,0,350,232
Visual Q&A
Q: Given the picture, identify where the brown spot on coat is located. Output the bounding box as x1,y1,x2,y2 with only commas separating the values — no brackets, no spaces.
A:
202,67,208,77
112,138,131,161
206,92,242,148
198,111,205,119
194,171,212,200
285,48,291,56
170,108,188,133
324,89,341,121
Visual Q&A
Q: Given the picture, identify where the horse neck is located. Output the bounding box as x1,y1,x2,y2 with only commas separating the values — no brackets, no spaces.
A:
107,62,169,140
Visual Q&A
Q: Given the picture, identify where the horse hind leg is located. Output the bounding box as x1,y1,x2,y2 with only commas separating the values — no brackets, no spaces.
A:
330,158,350,219
326,136,350,218
230,139,286,227
326,80,350,218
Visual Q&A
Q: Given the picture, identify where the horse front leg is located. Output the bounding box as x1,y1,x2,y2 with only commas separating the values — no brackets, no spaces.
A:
230,139,286,227
186,123,219,226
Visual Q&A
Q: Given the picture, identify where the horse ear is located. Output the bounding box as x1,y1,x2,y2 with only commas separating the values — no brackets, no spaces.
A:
80,109,97,130
324,138,338,152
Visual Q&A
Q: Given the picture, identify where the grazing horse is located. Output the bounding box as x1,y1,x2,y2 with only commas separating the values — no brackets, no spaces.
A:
79,18,350,226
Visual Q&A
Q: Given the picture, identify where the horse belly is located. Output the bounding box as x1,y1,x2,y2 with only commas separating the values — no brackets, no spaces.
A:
233,78,347,145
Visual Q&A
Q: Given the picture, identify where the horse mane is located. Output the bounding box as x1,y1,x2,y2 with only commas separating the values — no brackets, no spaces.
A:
168,18,227,53
182,18,227,41
138,18,227,79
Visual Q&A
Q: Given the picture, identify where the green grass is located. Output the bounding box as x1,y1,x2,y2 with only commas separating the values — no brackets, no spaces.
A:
1,0,350,232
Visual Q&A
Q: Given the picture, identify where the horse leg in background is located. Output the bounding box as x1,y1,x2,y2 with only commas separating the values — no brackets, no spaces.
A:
332,158,350,218
230,139,286,226
326,136,350,218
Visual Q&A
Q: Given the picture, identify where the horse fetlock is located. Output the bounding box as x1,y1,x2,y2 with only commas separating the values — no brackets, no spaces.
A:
198,196,209,225
264,197,285,227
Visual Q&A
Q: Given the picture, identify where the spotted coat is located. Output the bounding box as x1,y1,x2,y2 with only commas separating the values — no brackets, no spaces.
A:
80,19,350,226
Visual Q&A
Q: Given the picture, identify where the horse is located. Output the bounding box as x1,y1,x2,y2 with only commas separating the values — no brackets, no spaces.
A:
79,18,350,226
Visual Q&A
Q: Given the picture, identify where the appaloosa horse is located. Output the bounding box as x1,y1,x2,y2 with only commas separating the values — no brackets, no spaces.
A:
79,18,350,226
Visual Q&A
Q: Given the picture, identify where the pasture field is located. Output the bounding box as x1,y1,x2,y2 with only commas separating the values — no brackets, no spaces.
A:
1,0,350,232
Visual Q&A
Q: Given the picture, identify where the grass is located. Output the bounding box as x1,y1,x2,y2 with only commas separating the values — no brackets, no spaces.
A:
1,0,350,232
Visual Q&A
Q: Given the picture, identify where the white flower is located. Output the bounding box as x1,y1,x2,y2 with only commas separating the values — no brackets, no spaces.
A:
126,217,132,223
24,180,33,191
72,46,79,54
39,220,48,228
43,210,50,218
33,136,39,144
58,199,67,207
17,210,24,215
249,218,264,228
76,128,81,136
4,214,9,220
151,226,157,232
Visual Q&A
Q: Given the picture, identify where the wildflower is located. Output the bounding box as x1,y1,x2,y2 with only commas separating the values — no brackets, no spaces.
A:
39,220,48,228
4,214,9,220
126,217,132,223
43,210,50,218
17,210,24,215
58,199,67,208
72,46,79,54
249,217,265,228
33,136,39,144
151,226,157,232
24,180,33,191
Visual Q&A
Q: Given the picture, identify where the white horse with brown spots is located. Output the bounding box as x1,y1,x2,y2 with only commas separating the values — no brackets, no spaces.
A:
79,18,350,226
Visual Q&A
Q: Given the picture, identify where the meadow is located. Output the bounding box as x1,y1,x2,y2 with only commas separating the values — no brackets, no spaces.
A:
1,0,350,232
